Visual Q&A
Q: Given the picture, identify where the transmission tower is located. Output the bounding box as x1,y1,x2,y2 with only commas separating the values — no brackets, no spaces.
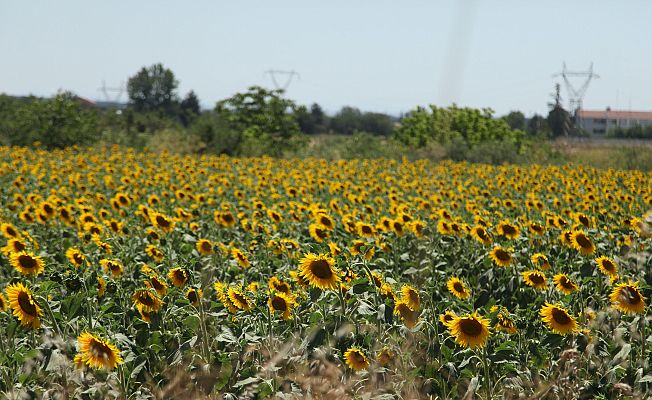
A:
98,80,125,103
552,63,599,112
264,70,300,91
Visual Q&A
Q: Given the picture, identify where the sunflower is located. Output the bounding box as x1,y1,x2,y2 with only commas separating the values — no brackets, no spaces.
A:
439,310,457,327
595,256,618,277
377,347,394,367
308,223,329,243
495,313,518,334
97,276,106,297
186,288,203,306
316,213,335,230
1,222,21,239
540,303,578,335
196,239,213,256
150,212,175,233
394,300,419,329
610,281,646,314
231,247,251,268
489,246,512,267
553,273,578,295
168,267,189,288
100,259,124,277
268,292,294,320
1,238,27,256
356,222,375,238
9,251,45,277
65,247,85,267
328,242,342,257
496,220,520,240
447,277,470,299
559,230,573,247
5,282,42,329
0,292,8,312
132,288,164,313
350,240,375,261
529,222,545,235
147,275,168,296
343,347,369,371
268,276,291,294
77,331,123,370
448,312,491,349
400,284,420,311
227,287,252,311
570,230,595,256
471,225,492,245
145,244,165,262
522,270,547,290
298,253,341,290
530,253,550,270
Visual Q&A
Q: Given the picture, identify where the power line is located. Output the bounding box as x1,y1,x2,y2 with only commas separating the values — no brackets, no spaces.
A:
98,80,125,103
264,70,300,91
552,62,599,112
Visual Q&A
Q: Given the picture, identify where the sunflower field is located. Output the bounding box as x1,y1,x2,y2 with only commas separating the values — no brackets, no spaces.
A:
0,145,651,399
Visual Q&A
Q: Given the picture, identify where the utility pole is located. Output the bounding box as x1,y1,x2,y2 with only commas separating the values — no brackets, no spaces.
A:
264,70,300,92
98,80,125,103
552,62,599,113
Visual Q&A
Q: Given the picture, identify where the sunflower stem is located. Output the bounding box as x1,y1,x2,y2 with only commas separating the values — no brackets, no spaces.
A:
39,294,62,338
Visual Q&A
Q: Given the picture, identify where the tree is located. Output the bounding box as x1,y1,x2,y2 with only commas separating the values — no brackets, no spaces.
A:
8,92,99,148
179,90,201,127
215,86,304,156
127,63,179,116
502,111,526,131
526,114,548,137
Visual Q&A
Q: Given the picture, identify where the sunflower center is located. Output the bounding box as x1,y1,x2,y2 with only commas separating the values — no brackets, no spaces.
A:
188,291,198,303
503,225,516,235
13,241,26,252
495,249,510,261
201,242,212,252
73,254,84,264
222,214,234,223
271,296,287,311
551,308,571,325
351,351,366,364
90,339,113,360
529,274,544,284
603,260,615,272
156,216,170,228
17,292,37,316
453,282,464,292
575,234,591,248
310,259,333,279
621,286,642,305
460,318,483,337
18,255,37,270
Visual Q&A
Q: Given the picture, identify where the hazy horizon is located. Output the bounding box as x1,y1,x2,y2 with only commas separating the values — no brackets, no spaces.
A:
2,1,652,117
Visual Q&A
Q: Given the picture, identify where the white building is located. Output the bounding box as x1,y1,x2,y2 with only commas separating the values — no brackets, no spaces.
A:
576,108,652,135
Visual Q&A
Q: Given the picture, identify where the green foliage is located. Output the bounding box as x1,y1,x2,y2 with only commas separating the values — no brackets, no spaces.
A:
547,105,572,137
329,106,394,136
2,92,99,149
607,124,652,139
189,112,242,155
215,86,305,156
179,90,201,127
502,111,526,131
395,104,524,148
127,63,179,116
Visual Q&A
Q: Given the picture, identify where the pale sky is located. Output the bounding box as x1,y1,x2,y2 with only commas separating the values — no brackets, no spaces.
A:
1,1,651,116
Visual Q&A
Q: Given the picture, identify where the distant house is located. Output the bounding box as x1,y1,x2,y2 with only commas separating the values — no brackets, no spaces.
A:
576,108,652,135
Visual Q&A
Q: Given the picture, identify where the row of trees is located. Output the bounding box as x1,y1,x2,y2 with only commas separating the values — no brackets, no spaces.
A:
0,62,589,153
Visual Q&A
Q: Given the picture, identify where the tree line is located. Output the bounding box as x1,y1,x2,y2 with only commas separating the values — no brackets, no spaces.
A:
0,63,586,153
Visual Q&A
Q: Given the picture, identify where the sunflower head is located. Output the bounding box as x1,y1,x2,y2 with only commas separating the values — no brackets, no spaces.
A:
522,270,548,290
570,230,595,256
448,312,491,349
400,285,420,310
394,300,420,329
489,246,512,267
447,277,470,299
5,282,42,329
299,253,341,291
196,239,213,256
610,282,646,314
77,331,123,370
186,288,203,306
168,267,189,288
439,310,457,327
227,287,253,311
553,274,578,295
132,288,164,313
10,251,45,277
268,292,294,320
540,303,578,335
595,256,618,277
343,347,369,371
